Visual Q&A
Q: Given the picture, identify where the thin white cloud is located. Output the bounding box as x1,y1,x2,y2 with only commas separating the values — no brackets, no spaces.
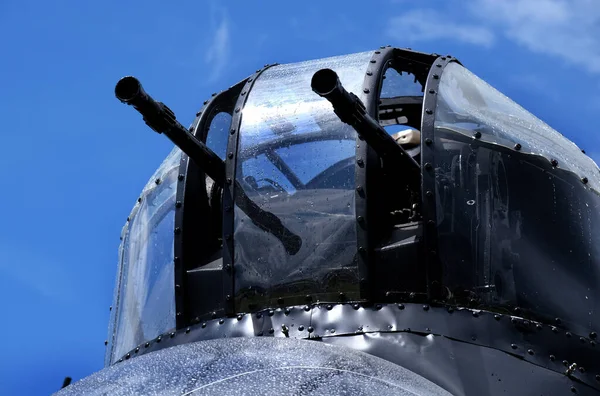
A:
471,0,600,73
387,9,495,47
204,9,230,83
387,0,600,74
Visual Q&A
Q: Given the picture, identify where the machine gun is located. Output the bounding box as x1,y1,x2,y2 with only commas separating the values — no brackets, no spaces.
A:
115,76,301,255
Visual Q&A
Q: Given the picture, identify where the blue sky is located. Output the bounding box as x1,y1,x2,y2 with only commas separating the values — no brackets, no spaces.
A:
1,0,599,394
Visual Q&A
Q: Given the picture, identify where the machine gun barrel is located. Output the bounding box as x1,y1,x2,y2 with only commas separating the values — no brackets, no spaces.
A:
311,69,420,185
115,76,301,255
115,76,226,186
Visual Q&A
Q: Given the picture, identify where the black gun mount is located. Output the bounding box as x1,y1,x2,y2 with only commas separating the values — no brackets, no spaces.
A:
115,76,301,255
311,68,421,187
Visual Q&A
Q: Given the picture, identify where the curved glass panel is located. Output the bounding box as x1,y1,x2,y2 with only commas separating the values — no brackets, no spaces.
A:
106,147,181,364
432,64,600,335
206,112,233,160
436,62,600,191
59,338,452,396
234,51,374,310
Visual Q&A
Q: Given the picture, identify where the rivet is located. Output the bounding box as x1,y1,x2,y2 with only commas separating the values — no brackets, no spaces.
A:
304,305,310,312
178,174,184,181
447,306,454,313
357,216,364,224
591,332,598,339
305,295,313,302
225,264,232,272
511,318,517,324
398,303,405,310
427,220,435,226
212,92,217,97
126,217,130,222
353,303,360,310
235,107,241,113
277,297,284,305
219,319,224,324
579,366,585,373
376,304,382,310
358,246,366,254
511,343,517,349
225,205,232,212
156,336,162,343
441,57,446,60
145,342,150,348
339,292,345,300
366,71,373,76
425,138,433,146
226,178,232,184
137,198,142,203
549,354,555,361
596,374,600,381
527,349,534,355
536,324,542,330
370,60,376,63
188,126,194,132
425,190,433,197
423,305,430,311
185,327,190,334
284,308,290,315
203,100,209,105
298,325,304,331
308,326,314,333
494,314,501,320
571,387,577,393
104,340,108,345
428,89,435,94
563,360,569,366
268,309,274,316
363,88,370,93
580,336,586,343
582,177,589,184
135,347,139,353
472,311,479,317
513,307,521,315
514,143,522,151
269,328,274,334
425,108,433,115
375,50,381,54
248,78,253,83
237,314,243,320
230,128,236,135
356,185,363,193
473,131,482,139
357,158,364,166
170,332,175,338
256,312,262,318
552,326,558,333
551,159,558,167
175,201,182,208
196,111,202,116
174,227,181,235
433,74,439,79
226,294,232,301
326,304,333,310
566,332,572,338
228,152,233,159
424,162,432,170
241,91,246,96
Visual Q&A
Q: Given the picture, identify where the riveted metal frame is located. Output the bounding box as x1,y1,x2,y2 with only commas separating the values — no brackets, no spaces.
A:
420,55,457,299
358,46,396,300
174,80,247,328
361,47,437,301
114,302,600,391
222,64,278,316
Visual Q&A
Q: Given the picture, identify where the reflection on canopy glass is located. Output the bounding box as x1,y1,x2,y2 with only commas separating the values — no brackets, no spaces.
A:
432,63,600,335
106,148,180,364
233,51,374,310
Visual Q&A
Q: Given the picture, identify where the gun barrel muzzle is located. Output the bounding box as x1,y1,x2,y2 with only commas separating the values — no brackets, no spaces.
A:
115,76,143,104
